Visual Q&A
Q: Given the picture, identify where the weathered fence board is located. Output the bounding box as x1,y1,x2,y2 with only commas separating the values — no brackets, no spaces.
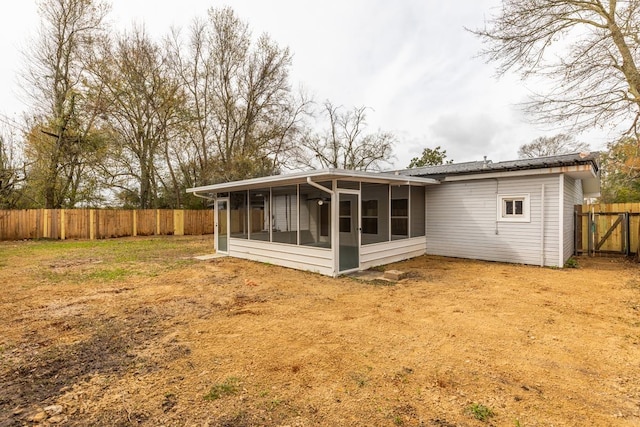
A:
0,209,213,241
136,210,156,236
184,210,215,236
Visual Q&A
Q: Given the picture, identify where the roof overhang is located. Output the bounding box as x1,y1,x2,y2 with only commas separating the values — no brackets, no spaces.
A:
187,168,439,199
439,163,600,198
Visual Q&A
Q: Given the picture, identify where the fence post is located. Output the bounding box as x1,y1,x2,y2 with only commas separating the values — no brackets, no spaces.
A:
41,209,46,239
60,209,66,240
89,209,94,240
156,209,160,235
35,209,40,239
625,212,631,256
48,210,53,239
174,210,184,236
133,210,137,237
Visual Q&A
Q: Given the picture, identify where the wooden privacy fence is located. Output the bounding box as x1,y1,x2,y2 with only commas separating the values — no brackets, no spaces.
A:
575,203,640,256
0,209,214,241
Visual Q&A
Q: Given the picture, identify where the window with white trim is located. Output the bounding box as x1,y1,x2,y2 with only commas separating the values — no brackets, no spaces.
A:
497,194,530,222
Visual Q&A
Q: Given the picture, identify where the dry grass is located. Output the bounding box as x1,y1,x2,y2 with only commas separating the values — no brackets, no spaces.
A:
1,236,639,426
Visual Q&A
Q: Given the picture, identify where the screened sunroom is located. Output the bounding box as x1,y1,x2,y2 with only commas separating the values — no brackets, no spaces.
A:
187,169,438,276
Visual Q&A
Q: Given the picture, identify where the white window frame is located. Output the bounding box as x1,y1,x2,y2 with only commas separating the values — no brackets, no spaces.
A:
497,193,530,222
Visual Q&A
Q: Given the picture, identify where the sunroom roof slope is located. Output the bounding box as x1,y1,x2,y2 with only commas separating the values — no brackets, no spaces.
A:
187,168,439,198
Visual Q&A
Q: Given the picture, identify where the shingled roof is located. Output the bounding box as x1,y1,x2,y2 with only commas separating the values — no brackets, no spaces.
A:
396,152,600,179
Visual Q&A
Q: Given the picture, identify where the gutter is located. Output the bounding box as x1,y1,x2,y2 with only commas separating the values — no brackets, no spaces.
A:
439,164,596,182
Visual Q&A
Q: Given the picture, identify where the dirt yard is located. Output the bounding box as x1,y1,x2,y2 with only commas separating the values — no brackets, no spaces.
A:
1,236,639,426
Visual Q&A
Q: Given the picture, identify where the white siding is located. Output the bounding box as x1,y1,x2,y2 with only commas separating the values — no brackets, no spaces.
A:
563,176,583,264
360,237,426,270
272,194,297,232
425,175,561,267
229,238,334,276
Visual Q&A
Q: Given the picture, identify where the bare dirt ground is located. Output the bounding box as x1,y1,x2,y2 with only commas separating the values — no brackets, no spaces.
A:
1,235,640,426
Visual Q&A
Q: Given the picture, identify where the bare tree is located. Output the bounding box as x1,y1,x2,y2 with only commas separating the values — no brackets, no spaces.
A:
89,26,183,209
22,0,110,208
472,1,640,133
0,129,26,208
296,102,395,171
166,7,310,188
518,134,590,158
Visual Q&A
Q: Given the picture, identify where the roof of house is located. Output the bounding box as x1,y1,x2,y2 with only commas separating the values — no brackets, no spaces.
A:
396,151,601,197
186,153,601,199
187,168,439,198
396,152,600,179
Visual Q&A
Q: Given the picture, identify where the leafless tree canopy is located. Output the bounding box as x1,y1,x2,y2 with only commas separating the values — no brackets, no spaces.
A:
473,0,640,131
167,7,310,188
89,26,183,208
517,133,591,158
0,130,26,208
8,2,396,208
296,102,395,171
22,0,110,208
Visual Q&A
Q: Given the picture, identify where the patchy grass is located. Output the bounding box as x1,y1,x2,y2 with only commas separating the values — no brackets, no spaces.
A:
1,236,210,264
1,236,210,287
467,403,495,421
204,377,241,400
88,267,132,281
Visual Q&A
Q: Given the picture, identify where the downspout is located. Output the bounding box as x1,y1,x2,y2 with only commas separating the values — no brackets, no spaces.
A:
494,179,499,235
297,185,300,245
540,184,545,267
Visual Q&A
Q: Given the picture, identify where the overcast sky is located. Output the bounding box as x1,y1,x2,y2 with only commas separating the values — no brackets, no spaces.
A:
0,1,612,169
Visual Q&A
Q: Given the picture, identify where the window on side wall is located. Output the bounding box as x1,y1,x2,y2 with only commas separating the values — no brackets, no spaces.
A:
497,194,530,222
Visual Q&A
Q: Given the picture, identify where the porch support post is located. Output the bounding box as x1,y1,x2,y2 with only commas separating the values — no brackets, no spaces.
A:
307,176,339,272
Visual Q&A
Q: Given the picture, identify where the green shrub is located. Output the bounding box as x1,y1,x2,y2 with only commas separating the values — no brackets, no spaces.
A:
564,257,579,268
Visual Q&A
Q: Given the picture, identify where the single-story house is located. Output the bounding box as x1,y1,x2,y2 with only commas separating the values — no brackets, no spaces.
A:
187,152,600,276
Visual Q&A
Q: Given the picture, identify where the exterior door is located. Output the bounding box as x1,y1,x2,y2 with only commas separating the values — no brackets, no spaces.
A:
216,198,229,254
338,192,360,272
